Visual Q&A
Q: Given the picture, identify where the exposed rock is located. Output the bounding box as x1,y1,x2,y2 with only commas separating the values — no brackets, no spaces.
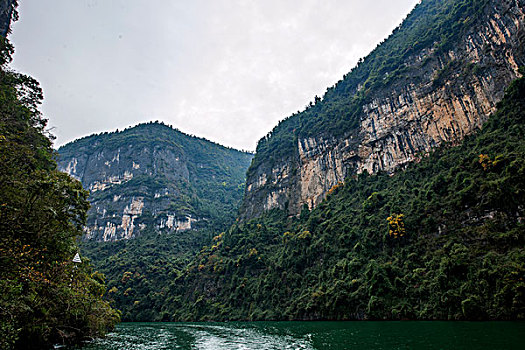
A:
241,0,525,219
58,122,253,241
0,0,15,37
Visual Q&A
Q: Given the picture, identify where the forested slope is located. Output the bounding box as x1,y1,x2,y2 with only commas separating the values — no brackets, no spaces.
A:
58,124,253,321
166,76,525,321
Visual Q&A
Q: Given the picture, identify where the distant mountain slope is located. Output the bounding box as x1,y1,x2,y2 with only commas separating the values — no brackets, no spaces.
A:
241,0,525,219
0,0,15,37
57,122,253,241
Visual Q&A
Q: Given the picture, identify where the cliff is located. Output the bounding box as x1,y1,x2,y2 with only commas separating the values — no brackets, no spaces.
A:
57,122,253,241
0,0,15,38
241,0,525,219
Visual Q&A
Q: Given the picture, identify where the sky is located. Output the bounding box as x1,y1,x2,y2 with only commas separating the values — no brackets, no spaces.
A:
10,0,420,151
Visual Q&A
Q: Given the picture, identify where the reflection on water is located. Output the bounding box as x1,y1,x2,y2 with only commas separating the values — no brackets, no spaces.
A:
189,323,312,350
66,321,525,350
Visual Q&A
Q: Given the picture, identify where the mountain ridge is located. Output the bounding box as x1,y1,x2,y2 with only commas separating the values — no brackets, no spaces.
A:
241,0,525,219
58,121,252,154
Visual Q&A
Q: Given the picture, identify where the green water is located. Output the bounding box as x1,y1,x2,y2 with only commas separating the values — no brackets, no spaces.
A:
68,321,524,350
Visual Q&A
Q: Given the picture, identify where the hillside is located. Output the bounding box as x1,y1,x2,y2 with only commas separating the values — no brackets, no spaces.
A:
148,0,525,322
57,122,253,321
57,122,253,241
168,76,525,321
241,0,524,219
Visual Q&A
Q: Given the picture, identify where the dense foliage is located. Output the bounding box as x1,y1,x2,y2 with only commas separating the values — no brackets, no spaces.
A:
75,0,523,323
249,0,490,173
166,77,525,321
81,227,209,321
0,13,119,350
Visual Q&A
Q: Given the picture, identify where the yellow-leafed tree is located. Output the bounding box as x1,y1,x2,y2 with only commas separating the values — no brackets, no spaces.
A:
387,214,405,238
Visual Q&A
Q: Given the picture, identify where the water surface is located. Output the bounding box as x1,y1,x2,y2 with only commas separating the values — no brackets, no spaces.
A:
69,321,524,349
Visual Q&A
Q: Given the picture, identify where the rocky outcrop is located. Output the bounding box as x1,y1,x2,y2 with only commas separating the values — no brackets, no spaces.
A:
62,142,190,192
58,122,253,241
241,0,525,219
0,0,16,37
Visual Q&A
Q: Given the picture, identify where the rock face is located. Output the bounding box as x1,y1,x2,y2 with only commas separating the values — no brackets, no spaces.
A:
241,0,525,219
58,122,253,241
0,0,16,37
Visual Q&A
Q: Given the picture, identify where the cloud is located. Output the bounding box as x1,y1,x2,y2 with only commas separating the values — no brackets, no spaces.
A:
10,0,419,151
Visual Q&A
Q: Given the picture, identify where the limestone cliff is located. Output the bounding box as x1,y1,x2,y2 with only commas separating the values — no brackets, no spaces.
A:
58,122,253,241
241,0,525,219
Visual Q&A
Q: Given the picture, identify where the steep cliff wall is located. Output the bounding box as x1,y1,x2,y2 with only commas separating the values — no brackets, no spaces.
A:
0,0,16,37
58,122,253,241
241,0,525,219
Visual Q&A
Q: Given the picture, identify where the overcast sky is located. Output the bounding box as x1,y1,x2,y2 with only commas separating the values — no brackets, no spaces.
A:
10,0,419,151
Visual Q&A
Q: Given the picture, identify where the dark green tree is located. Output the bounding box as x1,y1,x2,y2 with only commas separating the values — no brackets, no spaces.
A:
0,4,119,349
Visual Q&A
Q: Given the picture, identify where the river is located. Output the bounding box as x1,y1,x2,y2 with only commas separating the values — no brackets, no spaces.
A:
66,321,524,349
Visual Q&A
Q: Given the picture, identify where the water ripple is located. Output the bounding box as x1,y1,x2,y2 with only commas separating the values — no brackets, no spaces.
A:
184,323,313,350
69,321,525,350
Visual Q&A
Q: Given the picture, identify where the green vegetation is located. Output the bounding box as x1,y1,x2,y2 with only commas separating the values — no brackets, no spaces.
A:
249,0,490,173
81,228,209,321
9,0,517,327
0,9,119,349
61,117,252,321
77,0,522,321
165,77,525,321
60,122,253,321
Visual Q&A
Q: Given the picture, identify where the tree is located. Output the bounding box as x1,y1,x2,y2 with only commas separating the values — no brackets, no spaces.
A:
0,7,119,349
386,214,405,238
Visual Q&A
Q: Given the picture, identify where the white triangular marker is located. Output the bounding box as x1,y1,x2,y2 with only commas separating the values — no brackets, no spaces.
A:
72,253,82,263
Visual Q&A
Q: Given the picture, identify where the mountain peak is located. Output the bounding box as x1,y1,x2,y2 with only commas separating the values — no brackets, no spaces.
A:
58,124,253,241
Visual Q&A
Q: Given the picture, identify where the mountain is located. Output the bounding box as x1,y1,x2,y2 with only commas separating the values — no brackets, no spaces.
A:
0,0,15,37
168,74,525,322
241,0,525,220
57,123,253,321
55,0,525,322
156,0,525,321
57,122,253,241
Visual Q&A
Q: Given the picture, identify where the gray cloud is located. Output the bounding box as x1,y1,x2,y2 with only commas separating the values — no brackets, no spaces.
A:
10,0,419,151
